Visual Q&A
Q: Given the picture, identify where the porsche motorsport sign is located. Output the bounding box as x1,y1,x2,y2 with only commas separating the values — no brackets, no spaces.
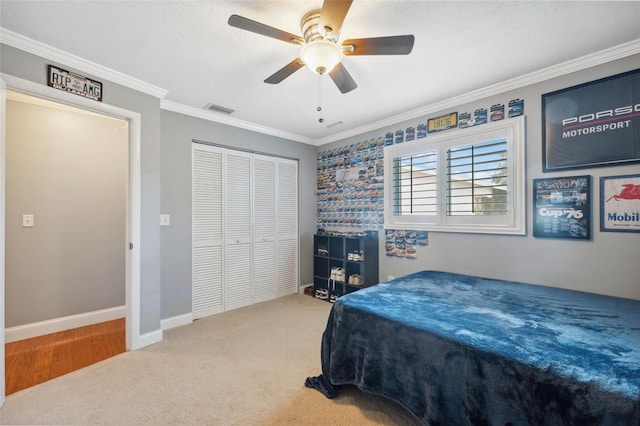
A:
542,69,640,172
47,65,102,101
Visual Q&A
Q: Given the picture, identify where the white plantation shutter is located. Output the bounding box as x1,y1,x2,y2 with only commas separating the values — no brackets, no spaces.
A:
446,139,508,216
192,144,223,318
392,150,438,216
385,117,525,234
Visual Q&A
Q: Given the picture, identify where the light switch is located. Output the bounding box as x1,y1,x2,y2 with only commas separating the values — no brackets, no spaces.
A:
160,214,170,226
22,214,35,228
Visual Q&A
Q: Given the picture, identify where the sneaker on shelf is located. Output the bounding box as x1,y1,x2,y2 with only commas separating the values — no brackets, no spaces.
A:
330,267,339,280
315,288,329,300
351,250,363,261
350,274,363,286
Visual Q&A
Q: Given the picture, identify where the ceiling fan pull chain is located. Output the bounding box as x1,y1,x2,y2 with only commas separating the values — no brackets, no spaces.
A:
317,75,324,124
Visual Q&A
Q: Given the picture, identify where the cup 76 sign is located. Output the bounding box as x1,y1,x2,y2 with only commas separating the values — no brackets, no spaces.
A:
600,174,640,233
533,175,591,240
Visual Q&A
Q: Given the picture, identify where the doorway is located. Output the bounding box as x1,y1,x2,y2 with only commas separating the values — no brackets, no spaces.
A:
0,74,143,405
4,91,126,392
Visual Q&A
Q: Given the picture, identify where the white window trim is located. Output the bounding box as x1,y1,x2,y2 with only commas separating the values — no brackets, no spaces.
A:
384,116,526,235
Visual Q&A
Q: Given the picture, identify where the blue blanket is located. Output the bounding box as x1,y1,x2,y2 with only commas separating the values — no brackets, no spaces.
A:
306,271,640,425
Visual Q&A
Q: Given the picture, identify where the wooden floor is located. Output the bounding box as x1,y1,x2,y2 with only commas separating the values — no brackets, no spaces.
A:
4,318,126,395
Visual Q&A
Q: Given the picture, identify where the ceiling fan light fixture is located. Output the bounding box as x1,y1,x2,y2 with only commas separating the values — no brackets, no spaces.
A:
300,40,342,75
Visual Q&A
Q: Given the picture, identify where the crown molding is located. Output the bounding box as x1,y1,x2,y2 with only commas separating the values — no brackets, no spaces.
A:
3,26,638,146
0,27,168,99
1,26,313,144
315,38,640,146
160,100,315,145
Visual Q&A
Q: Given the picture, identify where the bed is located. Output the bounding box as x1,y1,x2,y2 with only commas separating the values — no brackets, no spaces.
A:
305,270,640,425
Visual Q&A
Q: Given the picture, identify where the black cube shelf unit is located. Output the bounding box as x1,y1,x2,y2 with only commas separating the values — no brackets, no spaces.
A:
313,231,379,302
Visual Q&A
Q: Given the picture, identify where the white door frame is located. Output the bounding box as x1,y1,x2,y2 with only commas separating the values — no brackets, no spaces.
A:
1,75,7,407
0,73,142,404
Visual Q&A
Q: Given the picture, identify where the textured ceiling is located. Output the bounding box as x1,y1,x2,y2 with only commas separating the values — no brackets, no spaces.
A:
1,1,639,145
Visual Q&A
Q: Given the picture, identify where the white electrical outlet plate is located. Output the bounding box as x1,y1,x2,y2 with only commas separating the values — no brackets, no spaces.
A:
22,214,35,228
160,214,170,226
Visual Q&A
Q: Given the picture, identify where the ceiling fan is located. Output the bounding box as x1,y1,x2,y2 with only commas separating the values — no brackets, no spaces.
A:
228,0,415,94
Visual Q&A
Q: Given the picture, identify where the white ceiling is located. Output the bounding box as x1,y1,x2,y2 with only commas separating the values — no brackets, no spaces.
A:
1,1,639,145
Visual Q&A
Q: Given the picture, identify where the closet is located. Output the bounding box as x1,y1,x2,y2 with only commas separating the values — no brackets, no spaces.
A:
192,142,298,319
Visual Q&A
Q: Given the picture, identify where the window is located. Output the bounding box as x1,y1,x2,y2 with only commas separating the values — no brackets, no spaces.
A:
385,116,525,234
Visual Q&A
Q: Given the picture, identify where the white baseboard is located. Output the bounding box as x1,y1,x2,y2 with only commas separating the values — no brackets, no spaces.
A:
161,313,193,331
133,329,163,350
5,306,126,343
299,283,313,294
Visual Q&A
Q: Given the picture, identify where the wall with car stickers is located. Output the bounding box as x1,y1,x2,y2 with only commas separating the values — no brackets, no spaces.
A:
316,138,385,229
316,98,525,261
316,98,525,231
315,53,639,300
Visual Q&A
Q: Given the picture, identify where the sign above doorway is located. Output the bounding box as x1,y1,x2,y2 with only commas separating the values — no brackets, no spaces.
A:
47,65,102,102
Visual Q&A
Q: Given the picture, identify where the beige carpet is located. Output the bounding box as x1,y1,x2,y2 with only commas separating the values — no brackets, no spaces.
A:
0,294,420,425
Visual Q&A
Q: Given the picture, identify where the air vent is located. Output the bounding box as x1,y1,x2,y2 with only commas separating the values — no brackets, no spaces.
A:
204,103,234,114
327,121,343,128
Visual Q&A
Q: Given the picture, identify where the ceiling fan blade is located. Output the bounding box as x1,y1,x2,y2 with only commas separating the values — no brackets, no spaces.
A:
264,58,305,84
228,15,304,45
319,0,353,38
342,35,415,55
329,62,357,94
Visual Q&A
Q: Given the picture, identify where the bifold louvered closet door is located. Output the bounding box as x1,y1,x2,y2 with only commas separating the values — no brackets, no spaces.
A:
277,160,299,297
253,154,277,303
192,143,298,319
192,144,224,318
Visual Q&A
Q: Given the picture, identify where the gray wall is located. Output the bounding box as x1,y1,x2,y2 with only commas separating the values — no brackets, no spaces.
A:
2,40,636,339
2,44,163,334
159,110,318,320
1,43,318,331
320,53,640,301
5,98,127,327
